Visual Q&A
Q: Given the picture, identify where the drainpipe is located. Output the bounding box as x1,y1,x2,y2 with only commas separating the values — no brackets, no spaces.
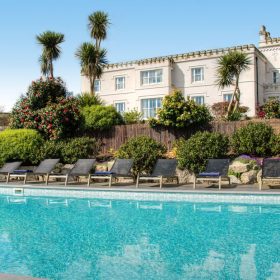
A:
255,56,259,106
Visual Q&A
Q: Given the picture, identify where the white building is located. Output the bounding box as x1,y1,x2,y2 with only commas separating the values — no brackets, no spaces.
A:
81,26,280,118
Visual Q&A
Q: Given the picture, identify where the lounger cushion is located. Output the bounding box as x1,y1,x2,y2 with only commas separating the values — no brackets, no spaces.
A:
198,172,220,177
13,170,33,173
93,171,115,175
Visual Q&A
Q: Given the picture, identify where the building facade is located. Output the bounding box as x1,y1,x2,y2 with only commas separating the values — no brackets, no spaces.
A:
81,26,280,117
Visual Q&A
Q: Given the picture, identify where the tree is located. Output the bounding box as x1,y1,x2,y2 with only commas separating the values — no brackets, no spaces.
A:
216,51,250,118
88,11,110,49
36,31,65,78
75,43,107,95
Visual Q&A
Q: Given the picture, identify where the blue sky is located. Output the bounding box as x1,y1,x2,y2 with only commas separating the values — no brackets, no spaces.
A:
0,0,280,111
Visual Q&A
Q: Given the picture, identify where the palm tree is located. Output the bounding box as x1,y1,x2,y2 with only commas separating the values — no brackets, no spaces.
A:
75,42,108,95
36,31,65,78
216,51,250,117
88,11,110,49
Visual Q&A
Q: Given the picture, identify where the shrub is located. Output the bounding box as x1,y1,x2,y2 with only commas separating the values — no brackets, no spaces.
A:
10,97,81,140
77,92,103,107
81,105,123,131
262,98,280,119
39,137,99,164
116,136,167,177
231,122,274,156
270,134,280,156
149,90,212,128
0,129,44,165
123,109,143,124
211,101,249,121
176,131,229,173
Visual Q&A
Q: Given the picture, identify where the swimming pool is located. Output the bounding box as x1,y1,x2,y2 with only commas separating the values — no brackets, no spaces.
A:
0,190,279,279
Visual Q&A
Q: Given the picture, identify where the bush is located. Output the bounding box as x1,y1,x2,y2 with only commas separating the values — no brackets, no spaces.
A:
149,90,212,128
77,92,103,107
123,109,143,124
10,78,81,140
81,105,123,131
39,137,99,164
176,131,229,173
231,122,274,156
116,136,167,177
262,98,280,119
270,134,280,156
0,129,44,165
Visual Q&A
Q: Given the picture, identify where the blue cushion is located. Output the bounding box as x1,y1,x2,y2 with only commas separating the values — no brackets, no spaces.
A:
93,171,115,175
198,172,220,177
13,170,33,174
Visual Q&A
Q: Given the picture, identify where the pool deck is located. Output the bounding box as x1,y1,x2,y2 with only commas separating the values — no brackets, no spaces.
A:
1,180,280,195
0,274,47,280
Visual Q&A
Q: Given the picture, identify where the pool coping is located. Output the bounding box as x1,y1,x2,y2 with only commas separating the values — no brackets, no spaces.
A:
1,183,280,204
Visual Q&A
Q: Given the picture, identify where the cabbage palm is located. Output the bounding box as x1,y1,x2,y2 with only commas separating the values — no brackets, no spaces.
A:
36,31,65,78
75,42,108,95
88,11,110,49
216,51,250,117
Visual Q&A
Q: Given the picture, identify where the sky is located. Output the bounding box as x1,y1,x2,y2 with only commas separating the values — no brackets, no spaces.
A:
0,0,280,112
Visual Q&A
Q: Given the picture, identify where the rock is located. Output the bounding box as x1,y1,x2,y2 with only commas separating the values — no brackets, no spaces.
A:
176,168,194,183
240,170,258,184
229,161,250,173
95,164,108,172
107,160,115,170
229,175,242,184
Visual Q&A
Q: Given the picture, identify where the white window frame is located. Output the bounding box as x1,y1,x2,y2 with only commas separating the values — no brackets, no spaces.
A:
223,93,233,102
140,69,163,86
94,79,101,92
115,76,125,91
190,95,205,105
114,102,126,114
140,97,162,119
191,67,204,83
273,70,280,84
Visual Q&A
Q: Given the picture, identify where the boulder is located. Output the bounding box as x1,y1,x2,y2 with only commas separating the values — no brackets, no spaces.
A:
229,161,250,173
176,168,194,183
240,170,258,184
229,175,242,184
95,164,108,172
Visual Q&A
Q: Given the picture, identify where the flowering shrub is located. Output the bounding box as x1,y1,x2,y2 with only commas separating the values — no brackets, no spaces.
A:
149,90,212,128
211,101,249,120
261,98,280,119
10,79,81,140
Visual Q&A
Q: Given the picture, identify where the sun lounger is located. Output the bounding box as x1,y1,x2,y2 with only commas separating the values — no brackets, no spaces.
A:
136,159,178,188
0,161,23,183
47,159,96,186
9,159,60,184
89,159,133,187
259,158,280,190
193,159,230,190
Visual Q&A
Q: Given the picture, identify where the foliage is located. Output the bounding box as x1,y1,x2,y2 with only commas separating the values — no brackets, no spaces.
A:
262,98,280,119
36,31,65,78
10,78,81,140
0,129,44,165
77,92,103,107
176,131,229,173
270,134,280,156
231,122,274,156
216,51,251,116
81,105,123,131
211,101,249,121
39,137,99,164
116,136,167,177
123,109,143,124
149,90,212,128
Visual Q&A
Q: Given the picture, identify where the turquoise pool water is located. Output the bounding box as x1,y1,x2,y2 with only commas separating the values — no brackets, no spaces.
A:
0,194,279,280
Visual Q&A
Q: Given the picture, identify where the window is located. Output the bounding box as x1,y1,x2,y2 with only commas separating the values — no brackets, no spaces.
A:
115,76,125,90
273,70,280,84
115,102,125,114
191,96,205,105
94,80,101,92
191,67,204,83
141,98,162,118
223,93,233,102
141,69,163,85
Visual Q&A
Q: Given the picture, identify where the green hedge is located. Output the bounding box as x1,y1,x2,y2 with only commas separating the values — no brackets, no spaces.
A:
231,122,274,156
0,129,44,165
176,131,229,173
116,136,166,177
